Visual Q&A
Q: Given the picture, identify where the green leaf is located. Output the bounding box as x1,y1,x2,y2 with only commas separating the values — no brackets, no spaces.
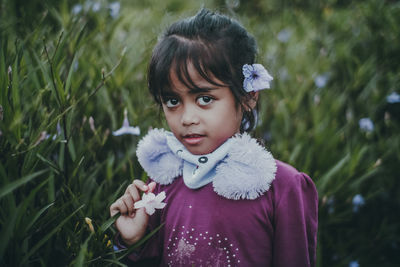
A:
25,202,55,232
65,54,77,95
0,200,18,258
0,169,48,199
100,213,120,233
21,204,85,264
117,223,165,260
102,259,128,267
73,235,91,267
36,153,61,174
316,154,350,194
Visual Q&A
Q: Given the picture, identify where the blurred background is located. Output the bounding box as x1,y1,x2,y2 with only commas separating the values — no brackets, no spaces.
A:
0,0,399,266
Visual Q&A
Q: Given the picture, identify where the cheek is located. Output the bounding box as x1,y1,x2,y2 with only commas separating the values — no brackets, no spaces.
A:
163,110,180,132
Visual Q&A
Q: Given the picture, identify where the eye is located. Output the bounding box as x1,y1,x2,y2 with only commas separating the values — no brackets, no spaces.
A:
197,96,214,106
165,98,180,108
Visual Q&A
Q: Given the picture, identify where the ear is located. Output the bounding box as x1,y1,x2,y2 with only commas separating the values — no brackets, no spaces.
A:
247,91,259,110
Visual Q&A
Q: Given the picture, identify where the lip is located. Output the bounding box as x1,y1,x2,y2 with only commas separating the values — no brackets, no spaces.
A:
182,134,205,145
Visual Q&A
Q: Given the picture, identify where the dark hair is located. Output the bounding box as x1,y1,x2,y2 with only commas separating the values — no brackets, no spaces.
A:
148,8,258,132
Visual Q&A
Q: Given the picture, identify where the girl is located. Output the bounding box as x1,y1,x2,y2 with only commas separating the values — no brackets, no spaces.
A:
110,8,318,267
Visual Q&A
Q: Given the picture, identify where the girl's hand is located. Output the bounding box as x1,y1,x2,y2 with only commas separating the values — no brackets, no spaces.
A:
109,180,157,245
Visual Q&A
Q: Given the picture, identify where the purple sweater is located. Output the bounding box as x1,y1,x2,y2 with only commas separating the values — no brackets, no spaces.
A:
124,160,318,266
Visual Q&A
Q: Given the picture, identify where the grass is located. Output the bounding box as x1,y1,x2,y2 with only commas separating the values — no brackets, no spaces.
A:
1,0,399,266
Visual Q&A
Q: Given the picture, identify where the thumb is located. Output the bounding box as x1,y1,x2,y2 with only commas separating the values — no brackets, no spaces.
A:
134,207,150,225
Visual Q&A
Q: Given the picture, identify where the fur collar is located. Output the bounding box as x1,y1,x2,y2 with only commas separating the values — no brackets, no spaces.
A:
136,128,277,200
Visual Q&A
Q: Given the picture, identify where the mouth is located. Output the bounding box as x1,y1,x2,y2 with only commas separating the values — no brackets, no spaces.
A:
182,134,205,145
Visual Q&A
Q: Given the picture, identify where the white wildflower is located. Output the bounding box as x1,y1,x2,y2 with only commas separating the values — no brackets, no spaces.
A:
134,191,166,215
89,116,96,132
112,109,140,136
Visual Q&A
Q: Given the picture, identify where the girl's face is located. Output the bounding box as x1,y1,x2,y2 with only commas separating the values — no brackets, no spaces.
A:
161,64,243,155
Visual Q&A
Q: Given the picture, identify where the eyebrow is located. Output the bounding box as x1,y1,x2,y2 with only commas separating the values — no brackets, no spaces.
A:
160,85,219,99
187,86,215,94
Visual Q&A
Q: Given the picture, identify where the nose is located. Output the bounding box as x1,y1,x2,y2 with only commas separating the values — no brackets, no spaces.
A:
181,105,200,126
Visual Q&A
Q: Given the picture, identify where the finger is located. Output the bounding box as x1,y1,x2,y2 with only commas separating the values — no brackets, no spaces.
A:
110,198,127,216
125,184,140,202
147,181,157,193
121,194,135,216
133,179,149,192
117,198,128,214
110,203,119,217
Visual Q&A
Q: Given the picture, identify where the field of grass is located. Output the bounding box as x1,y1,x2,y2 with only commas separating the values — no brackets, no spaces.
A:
1,0,399,266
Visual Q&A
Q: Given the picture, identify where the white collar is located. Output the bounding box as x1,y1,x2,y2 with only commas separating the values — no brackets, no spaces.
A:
136,128,277,200
166,132,234,189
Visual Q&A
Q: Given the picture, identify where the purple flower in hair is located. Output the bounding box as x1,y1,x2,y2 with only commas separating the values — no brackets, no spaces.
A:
242,64,273,92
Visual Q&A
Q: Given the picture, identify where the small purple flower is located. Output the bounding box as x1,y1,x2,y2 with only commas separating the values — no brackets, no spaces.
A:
327,196,335,214
314,73,329,88
352,194,365,212
73,61,79,72
242,64,273,92
278,67,289,81
359,118,374,132
72,4,83,15
113,110,140,136
387,92,400,104
349,260,359,267
277,29,292,43
109,2,120,18
92,2,101,12
47,121,62,140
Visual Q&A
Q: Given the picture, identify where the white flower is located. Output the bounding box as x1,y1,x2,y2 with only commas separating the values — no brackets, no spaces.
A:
89,116,96,133
278,67,289,81
112,110,140,136
134,191,166,215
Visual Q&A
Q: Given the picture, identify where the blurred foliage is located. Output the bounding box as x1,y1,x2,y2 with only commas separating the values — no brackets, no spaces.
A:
0,0,399,266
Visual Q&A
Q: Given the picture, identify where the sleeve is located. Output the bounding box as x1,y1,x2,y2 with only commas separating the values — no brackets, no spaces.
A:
272,171,318,267
114,180,164,266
